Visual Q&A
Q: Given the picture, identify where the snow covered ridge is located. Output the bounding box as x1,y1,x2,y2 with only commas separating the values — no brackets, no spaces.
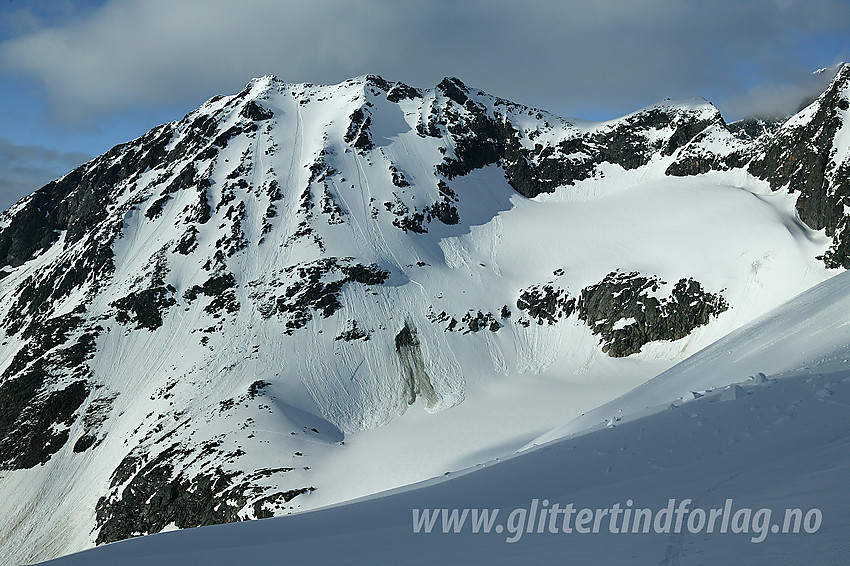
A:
0,69,847,564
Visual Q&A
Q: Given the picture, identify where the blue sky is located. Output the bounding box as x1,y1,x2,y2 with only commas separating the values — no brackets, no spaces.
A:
1,0,849,211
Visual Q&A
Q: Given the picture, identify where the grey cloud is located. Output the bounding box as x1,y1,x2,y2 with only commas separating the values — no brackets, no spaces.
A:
0,0,103,39
723,64,844,120
1,0,849,122
0,139,90,212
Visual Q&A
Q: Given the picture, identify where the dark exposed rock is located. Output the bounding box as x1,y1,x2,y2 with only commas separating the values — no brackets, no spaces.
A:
344,108,373,151
384,185,459,233
437,180,457,201
308,152,338,186
73,434,97,453
175,226,199,255
112,286,177,330
424,198,459,225
437,77,469,106
73,395,115,453
266,179,283,202
2,222,115,336
395,322,439,407
665,153,730,176
0,116,212,338
516,271,727,357
659,110,719,157
0,141,127,269
385,196,427,233
214,200,248,264
389,163,410,188
428,308,500,333
247,380,271,399
240,100,274,121
435,104,501,181
0,376,89,469
434,91,719,199
577,271,728,357
145,164,197,220
299,186,314,214
742,68,850,268
516,284,576,325
249,258,389,333
186,113,218,139
461,310,500,333
416,100,444,138
364,75,422,103
320,188,346,225
185,177,212,224
345,262,391,285
335,320,370,342
363,74,392,92
0,310,97,470
5,312,90,374
95,445,314,544
385,82,422,103
727,117,784,140
585,106,719,174
212,123,257,149
823,215,850,268
504,132,588,197
183,272,238,316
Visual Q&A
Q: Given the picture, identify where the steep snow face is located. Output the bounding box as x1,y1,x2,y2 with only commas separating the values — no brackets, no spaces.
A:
43,268,850,566
0,73,843,564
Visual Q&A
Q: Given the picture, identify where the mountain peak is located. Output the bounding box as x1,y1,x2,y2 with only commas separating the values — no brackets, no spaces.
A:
613,96,723,129
436,76,471,105
239,74,284,99
825,61,850,105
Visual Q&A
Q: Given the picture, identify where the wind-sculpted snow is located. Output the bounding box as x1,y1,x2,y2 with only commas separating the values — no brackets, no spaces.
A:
0,70,846,565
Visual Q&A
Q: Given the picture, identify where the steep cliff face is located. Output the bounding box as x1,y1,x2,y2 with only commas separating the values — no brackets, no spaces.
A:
0,72,842,565
747,65,850,268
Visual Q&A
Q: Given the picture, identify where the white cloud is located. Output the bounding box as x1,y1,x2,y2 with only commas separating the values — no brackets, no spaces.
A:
1,0,849,122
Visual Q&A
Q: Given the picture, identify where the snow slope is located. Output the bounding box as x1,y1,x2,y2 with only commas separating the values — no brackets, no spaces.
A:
42,264,850,566
531,260,850,446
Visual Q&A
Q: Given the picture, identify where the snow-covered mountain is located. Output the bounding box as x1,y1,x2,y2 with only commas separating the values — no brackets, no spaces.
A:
42,249,850,566
2,66,850,564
